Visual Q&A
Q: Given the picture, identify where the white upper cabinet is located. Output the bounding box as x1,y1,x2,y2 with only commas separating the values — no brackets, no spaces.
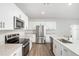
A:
0,3,28,30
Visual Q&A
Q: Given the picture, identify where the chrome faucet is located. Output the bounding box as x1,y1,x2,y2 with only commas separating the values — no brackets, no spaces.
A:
68,35,72,40
68,36,70,40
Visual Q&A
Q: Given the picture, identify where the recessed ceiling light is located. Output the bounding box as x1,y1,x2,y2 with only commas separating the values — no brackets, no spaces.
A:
41,11,45,15
68,3,72,6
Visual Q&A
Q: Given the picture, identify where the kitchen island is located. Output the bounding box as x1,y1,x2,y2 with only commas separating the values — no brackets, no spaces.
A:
0,44,22,56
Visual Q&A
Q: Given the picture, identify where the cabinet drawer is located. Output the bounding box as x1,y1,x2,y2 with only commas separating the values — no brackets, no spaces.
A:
62,46,77,56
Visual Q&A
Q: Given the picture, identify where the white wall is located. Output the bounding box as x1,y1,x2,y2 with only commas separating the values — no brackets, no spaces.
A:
0,3,28,44
28,21,56,30
55,19,79,36
29,19,79,36
28,18,79,43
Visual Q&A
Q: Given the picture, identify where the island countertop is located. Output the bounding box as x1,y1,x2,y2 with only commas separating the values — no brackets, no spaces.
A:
0,44,22,56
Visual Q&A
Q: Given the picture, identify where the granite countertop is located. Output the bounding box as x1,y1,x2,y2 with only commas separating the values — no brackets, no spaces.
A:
50,35,79,55
0,44,22,56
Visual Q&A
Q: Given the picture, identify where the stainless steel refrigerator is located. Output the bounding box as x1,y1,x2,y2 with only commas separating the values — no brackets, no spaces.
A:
36,25,45,43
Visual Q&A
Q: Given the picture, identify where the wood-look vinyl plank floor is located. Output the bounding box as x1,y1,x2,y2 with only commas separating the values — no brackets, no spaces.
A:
28,43,53,56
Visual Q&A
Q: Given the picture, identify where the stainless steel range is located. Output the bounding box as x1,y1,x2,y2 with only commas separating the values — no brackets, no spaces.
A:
5,34,29,56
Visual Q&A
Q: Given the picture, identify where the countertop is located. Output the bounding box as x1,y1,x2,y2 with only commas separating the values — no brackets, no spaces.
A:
50,35,79,56
0,44,22,56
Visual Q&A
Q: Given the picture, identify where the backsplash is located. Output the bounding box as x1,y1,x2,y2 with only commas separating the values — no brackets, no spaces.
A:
25,29,55,34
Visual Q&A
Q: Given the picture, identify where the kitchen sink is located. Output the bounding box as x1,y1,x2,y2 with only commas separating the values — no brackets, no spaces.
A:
58,39,72,43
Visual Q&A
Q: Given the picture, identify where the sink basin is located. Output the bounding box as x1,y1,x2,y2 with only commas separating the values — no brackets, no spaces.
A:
58,39,72,43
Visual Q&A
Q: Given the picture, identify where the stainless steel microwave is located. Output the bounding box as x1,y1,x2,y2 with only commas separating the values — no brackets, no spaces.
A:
14,16,24,29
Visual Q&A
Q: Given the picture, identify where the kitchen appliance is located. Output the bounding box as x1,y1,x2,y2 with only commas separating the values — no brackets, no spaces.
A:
14,16,24,29
36,25,46,43
20,38,29,56
5,34,29,56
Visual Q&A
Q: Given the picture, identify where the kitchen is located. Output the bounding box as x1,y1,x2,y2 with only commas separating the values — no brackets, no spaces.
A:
0,3,79,56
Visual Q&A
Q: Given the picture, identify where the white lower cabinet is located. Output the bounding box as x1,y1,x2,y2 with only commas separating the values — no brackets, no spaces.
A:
29,39,32,50
68,51,78,56
62,46,69,56
53,39,78,56
12,46,22,56
53,40,62,56
53,40,56,55
62,46,77,56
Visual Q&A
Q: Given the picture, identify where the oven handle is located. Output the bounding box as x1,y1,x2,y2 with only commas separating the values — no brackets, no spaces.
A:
22,42,29,47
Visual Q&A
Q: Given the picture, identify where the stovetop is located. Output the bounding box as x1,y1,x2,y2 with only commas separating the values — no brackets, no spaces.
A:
19,38,29,44
5,34,29,44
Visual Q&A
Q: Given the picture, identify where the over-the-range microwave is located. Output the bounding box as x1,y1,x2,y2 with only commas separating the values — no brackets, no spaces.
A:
14,16,24,29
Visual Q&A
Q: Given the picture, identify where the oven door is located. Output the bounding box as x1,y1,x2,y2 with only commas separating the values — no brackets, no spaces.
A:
22,42,29,56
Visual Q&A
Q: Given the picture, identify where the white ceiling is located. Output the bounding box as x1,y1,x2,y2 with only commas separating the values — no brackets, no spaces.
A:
16,3,79,19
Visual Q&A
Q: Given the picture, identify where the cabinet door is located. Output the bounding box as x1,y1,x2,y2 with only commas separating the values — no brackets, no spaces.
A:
62,47,69,56
0,16,6,30
62,46,77,56
0,17,2,30
1,22,6,30
56,42,62,56
3,16,13,30
0,22,2,30
53,40,56,55
53,40,62,56
68,49,78,56
16,46,22,56
29,39,32,50
12,46,22,56
0,16,13,30
68,51,78,56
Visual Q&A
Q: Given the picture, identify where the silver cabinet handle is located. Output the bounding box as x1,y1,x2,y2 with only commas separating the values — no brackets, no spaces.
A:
64,48,68,52
0,22,2,28
3,22,5,28
13,53,16,56
61,50,62,55
0,22,5,28
0,22,1,28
